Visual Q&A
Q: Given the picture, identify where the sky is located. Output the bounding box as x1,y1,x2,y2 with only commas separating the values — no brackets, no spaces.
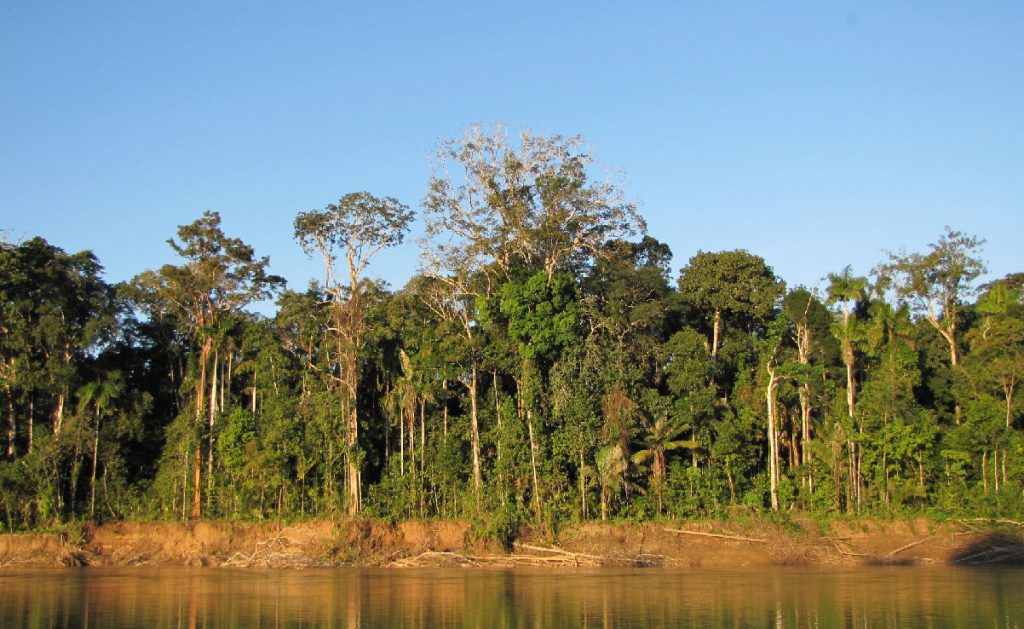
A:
2,1,1021,312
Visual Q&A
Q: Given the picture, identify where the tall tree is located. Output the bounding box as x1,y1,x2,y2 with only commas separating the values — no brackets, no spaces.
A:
825,267,868,509
294,192,414,515
677,250,784,367
132,211,283,518
76,372,123,519
414,274,485,496
422,126,643,505
965,279,1024,428
876,228,986,368
423,125,645,286
782,287,830,496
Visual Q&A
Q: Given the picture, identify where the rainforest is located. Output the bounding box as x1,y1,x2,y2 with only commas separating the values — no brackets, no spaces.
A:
1,128,1022,535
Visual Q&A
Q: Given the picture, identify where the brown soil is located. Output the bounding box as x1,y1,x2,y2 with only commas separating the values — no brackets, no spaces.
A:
1,516,1020,569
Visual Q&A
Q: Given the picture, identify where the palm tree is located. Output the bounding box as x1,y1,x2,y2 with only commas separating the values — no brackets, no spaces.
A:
825,267,867,510
632,413,697,514
77,372,123,519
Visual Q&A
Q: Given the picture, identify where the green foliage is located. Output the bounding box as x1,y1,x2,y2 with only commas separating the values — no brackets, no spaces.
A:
0,154,1019,532
496,271,579,362
472,502,526,552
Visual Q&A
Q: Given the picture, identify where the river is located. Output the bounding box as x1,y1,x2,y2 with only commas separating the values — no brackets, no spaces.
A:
1,566,1021,627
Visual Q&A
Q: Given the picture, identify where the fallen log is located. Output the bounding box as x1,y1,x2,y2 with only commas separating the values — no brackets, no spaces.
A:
888,538,930,557
389,551,482,568
664,528,767,543
512,542,603,566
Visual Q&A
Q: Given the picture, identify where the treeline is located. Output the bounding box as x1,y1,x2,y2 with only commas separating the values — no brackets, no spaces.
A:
2,127,1022,532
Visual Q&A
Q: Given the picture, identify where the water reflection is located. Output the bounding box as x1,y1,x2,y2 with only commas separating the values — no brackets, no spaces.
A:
0,566,1022,628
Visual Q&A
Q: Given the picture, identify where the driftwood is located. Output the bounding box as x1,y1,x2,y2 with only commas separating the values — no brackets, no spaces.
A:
388,549,598,568
387,543,669,568
222,530,299,568
389,551,482,568
833,547,868,558
888,538,930,557
664,528,767,543
821,537,867,557
972,518,1024,528
513,543,604,566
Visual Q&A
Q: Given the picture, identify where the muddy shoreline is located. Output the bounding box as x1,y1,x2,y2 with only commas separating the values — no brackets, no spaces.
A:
2,517,1021,569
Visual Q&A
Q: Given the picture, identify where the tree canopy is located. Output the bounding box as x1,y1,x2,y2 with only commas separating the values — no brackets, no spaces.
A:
2,130,1021,532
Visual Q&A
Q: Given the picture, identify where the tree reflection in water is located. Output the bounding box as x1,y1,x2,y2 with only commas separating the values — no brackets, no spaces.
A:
0,566,1021,628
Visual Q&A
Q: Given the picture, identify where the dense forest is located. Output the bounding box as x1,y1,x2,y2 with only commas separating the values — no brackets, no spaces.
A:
2,128,1022,533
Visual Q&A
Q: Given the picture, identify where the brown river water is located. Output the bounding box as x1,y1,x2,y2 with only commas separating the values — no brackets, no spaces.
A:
0,566,1021,628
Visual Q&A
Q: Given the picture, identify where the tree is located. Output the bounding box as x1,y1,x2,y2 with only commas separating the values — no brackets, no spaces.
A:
825,267,868,510
677,250,784,366
759,318,792,512
632,409,697,514
876,228,986,367
966,278,1024,428
782,287,830,496
1,238,116,448
583,237,674,375
76,372,123,519
492,270,581,520
413,273,485,496
423,125,645,286
132,211,283,518
294,192,414,515
422,126,644,515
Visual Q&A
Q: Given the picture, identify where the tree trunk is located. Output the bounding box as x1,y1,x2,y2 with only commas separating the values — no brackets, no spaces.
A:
56,315,71,415
5,396,13,459
54,386,66,436
845,361,856,422
223,350,231,413
182,453,188,522
799,383,812,494
1005,380,1016,429
711,309,722,361
527,410,542,521
469,365,482,494
207,348,218,512
495,371,506,505
766,364,780,511
442,379,448,437
994,448,1000,493
347,403,360,516
794,319,813,495
420,398,426,476
982,450,988,493
843,347,858,513
579,448,587,520
882,451,889,506
251,380,257,418
407,402,414,477
856,443,863,509
192,341,210,519
90,412,100,519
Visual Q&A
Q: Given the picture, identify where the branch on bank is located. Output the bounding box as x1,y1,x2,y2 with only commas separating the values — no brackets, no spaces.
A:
664,528,767,543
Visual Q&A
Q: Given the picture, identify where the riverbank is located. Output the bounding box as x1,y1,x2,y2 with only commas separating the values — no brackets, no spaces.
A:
2,516,1021,569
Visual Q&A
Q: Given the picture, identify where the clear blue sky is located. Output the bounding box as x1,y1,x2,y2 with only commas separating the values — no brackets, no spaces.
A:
2,1,1021,310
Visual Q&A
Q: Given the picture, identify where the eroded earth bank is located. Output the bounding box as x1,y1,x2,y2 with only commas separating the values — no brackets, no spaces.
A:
2,517,1022,569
